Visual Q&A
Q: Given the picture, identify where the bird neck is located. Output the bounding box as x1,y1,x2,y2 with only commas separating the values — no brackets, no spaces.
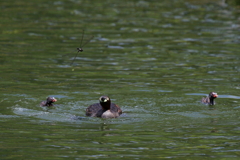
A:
46,101,53,106
100,102,111,110
209,98,215,105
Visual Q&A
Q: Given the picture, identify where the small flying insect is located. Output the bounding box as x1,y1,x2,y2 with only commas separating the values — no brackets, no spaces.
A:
70,30,94,65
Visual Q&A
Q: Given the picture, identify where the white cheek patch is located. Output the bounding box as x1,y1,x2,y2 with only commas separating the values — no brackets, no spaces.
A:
99,96,109,102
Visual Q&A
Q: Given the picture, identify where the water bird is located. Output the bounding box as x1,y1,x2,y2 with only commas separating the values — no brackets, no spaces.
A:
86,96,122,118
70,30,94,65
40,97,57,107
201,92,218,105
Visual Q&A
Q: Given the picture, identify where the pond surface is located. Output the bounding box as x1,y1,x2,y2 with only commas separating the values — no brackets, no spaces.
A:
1,0,240,159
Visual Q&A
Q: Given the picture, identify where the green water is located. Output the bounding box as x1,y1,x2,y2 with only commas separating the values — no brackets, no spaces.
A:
1,0,240,159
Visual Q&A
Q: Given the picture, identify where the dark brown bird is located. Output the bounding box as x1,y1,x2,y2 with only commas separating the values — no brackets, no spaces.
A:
86,96,122,118
40,97,57,107
201,92,218,105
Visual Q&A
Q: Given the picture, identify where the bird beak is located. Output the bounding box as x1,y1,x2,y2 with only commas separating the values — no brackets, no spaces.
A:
52,98,57,102
212,93,218,98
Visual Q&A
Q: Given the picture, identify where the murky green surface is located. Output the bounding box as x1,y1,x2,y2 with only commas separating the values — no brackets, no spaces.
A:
1,0,240,159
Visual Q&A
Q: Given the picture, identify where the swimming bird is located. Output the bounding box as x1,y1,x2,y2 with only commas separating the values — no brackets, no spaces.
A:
86,96,122,118
40,97,57,107
201,92,218,105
